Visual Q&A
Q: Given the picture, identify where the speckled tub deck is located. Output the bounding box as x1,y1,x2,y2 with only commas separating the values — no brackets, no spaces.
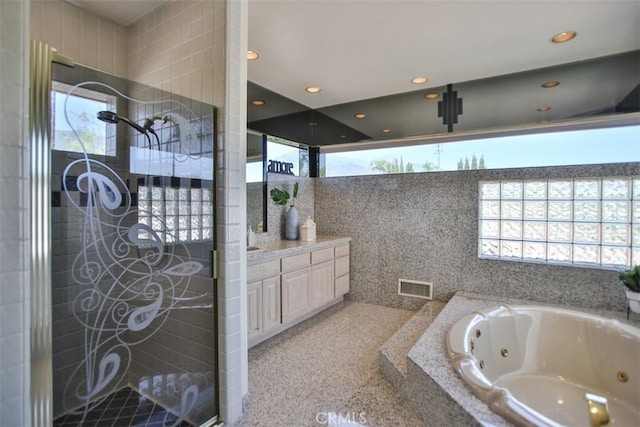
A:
232,301,426,427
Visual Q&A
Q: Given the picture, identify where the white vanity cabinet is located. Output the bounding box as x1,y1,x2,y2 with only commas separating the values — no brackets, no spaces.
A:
247,238,350,347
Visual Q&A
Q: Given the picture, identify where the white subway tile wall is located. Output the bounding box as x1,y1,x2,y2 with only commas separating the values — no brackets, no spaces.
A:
0,0,30,426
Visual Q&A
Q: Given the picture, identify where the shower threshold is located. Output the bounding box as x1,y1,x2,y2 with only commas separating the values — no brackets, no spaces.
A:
53,386,193,427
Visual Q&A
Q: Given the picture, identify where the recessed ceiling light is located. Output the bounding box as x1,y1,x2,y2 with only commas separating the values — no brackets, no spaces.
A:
542,81,560,88
424,93,439,100
551,31,577,43
354,113,367,119
411,77,428,84
305,86,321,93
537,119,552,124
340,135,347,138
251,100,265,106
381,129,391,133
247,50,259,60
537,106,551,112
308,122,318,126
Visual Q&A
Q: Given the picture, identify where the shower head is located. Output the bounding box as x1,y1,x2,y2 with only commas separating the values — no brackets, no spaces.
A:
97,111,146,135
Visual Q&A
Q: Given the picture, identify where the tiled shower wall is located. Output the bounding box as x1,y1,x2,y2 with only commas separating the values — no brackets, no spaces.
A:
0,1,30,425
314,162,640,312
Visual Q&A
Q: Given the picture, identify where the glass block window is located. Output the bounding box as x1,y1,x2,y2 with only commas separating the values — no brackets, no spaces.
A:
478,177,640,269
138,185,214,244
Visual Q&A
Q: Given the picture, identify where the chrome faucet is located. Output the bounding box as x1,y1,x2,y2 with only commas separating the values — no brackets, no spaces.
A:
585,393,610,427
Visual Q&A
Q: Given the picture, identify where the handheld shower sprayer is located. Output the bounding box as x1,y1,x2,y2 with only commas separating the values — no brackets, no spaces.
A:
97,111,146,134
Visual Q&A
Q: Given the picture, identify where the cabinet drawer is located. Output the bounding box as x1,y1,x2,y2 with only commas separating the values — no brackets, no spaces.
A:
335,255,349,278
248,259,280,282
312,247,334,264
281,252,310,272
335,244,350,258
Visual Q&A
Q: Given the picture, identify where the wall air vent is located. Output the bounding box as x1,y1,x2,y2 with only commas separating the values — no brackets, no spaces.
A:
398,279,433,300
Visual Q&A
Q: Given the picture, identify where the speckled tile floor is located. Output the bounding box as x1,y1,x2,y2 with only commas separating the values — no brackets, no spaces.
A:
232,301,426,427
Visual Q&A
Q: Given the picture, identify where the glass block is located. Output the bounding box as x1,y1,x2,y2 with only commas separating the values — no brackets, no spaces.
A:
633,247,640,266
165,188,177,200
202,202,214,215
202,215,213,228
548,243,571,262
501,182,523,199
191,202,202,215
151,201,163,216
191,188,202,201
138,201,150,214
524,201,546,220
574,180,600,200
633,202,640,222
179,216,189,229
202,228,213,240
574,201,599,222
152,217,163,232
574,223,599,244
602,178,630,199
480,201,500,219
523,242,546,260
601,246,629,267
480,239,500,257
165,216,176,232
480,220,499,238
602,201,629,222
179,230,189,241
501,221,522,239
501,241,522,258
548,180,572,199
548,201,572,221
179,188,189,200
138,186,149,200
165,233,175,244
501,201,522,219
573,245,599,265
634,225,640,246
191,229,201,241
151,187,163,200
138,216,150,227
165,200,177,216
524,181,546,199
523,222,546,241
548,222,571,242
191,215,201,229
480,182,500,199
202,189,213,202
178,200,191,216
602,224,629,245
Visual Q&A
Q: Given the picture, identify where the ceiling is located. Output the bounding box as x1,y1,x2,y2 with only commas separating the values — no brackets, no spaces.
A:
67,0,640,146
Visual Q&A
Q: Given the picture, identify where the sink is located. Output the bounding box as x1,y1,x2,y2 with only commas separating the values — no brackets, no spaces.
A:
247,246,264,253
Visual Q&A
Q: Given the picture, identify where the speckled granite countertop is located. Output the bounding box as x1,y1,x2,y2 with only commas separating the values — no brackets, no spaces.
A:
247,235,351,264
407,291,640,426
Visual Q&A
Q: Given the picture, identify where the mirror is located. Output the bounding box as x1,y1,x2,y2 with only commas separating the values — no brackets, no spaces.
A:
246,131,266,233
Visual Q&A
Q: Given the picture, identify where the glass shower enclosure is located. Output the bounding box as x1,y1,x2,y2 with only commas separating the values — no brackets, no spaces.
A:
31,41,218,426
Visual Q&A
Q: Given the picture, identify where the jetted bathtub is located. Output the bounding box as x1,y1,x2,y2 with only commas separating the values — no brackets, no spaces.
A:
446,305,640,426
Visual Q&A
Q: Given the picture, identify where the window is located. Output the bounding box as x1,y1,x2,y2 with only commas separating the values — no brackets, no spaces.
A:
137,184,214,244
478,177,640,268
51,81,117,156
321,125,640,177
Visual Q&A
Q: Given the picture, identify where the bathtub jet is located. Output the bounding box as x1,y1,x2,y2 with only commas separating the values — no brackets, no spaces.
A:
446,305,640,427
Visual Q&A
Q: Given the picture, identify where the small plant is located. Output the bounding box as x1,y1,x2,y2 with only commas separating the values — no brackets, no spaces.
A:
270,182,298,206
619,265,640,293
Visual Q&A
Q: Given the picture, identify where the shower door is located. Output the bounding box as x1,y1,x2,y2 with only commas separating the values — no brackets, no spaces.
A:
46,58,218,426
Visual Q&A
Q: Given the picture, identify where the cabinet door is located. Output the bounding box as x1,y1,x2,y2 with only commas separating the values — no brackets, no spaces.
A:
281,268,311,322
311,260,334,308
262,276,281,332
247,281,262,338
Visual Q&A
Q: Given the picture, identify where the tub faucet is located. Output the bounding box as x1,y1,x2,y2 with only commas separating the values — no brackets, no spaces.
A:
585,393,610,427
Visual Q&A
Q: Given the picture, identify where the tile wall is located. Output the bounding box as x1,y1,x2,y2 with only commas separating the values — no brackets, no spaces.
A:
0,0,30,425
315,162,640,312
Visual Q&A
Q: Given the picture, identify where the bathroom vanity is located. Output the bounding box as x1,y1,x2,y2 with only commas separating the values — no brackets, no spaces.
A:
246,236,351,347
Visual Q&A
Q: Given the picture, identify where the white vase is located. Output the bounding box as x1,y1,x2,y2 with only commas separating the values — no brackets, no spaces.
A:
285,205,299,240
625,289,640,314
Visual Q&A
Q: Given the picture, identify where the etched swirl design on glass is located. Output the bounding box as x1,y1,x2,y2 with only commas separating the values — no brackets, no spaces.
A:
59,81,209,426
